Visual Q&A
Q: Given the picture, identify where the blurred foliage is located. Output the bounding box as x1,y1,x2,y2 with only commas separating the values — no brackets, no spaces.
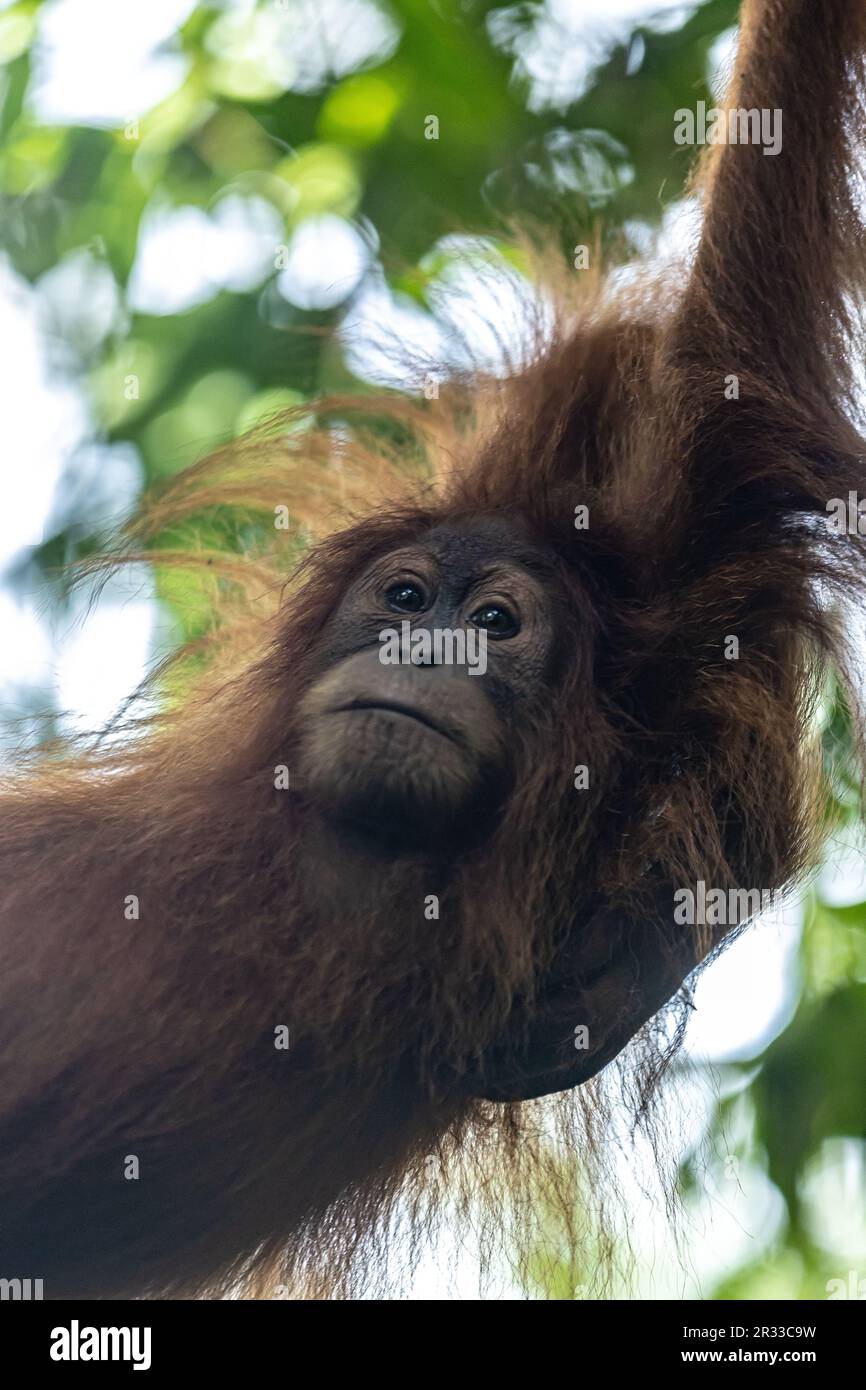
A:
0,0,739,624
672,684,866,1302
2,0,864,1301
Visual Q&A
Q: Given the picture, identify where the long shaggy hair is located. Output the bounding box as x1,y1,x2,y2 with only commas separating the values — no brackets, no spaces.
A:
2,0,866,1298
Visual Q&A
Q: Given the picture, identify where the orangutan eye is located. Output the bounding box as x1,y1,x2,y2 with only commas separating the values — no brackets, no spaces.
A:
469,603,519,637
385,582,427,614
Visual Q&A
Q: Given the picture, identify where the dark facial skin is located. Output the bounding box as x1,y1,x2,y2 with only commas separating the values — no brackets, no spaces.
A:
296,518,700,1108
296,517,564,851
